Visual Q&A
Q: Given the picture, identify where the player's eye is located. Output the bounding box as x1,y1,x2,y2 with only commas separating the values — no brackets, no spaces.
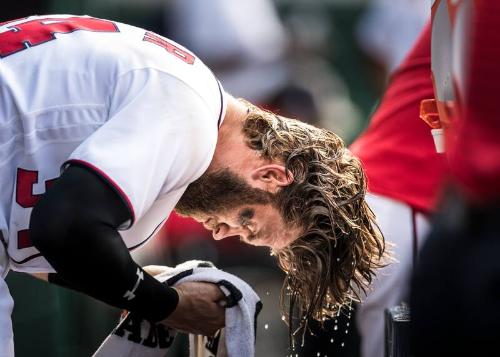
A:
242,221,255,233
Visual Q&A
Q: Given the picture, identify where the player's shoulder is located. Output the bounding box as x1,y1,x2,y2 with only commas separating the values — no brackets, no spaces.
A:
0,14,207,74
0,14,223,120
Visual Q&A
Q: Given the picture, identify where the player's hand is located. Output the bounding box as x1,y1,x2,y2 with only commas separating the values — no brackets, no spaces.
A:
161,281,226,336
143,264,173,277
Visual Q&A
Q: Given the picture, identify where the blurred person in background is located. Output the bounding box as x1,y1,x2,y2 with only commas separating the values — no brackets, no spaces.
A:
411,1,500,355
356,0,431,73
0,12,387,357
168,0,290,107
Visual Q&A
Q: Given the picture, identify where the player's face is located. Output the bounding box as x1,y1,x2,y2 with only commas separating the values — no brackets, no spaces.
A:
192,204,301,250
175,168,302,249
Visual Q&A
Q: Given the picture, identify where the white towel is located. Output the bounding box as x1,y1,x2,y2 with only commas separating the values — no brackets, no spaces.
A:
93,260,262,357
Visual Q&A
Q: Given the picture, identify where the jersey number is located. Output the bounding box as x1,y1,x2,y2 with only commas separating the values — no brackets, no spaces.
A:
16,168,57,249
0,16,119,58
0,16,195,65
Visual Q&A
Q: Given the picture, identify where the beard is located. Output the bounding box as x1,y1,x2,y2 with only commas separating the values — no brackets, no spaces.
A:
175,168,274,217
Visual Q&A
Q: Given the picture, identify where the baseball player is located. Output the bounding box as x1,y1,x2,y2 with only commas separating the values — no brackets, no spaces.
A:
0,15,385,355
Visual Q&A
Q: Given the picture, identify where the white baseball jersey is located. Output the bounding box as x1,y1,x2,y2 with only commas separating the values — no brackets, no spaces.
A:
0,15,226,273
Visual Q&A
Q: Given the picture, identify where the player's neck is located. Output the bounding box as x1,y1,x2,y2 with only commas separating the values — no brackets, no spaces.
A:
220,95,247,133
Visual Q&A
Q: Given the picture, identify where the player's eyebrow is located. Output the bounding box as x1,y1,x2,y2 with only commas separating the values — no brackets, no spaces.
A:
237,208,255,225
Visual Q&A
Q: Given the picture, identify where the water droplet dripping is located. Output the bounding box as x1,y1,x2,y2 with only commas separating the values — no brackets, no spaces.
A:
334,325,338,330
330,338,334,343
341,342,345,347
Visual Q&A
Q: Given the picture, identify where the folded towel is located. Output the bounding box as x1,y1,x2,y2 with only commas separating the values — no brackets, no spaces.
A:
93,260,262,357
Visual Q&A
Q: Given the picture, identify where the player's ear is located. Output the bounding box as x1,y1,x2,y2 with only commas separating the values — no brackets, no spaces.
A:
250,164,294,192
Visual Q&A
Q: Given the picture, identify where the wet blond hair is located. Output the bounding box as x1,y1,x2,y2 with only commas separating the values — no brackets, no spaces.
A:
240,100,386,341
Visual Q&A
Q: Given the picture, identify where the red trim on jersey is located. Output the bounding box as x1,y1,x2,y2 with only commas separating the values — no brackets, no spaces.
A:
216,81,225,128
128,218,167,252
9,253,44,265
63,159,136,227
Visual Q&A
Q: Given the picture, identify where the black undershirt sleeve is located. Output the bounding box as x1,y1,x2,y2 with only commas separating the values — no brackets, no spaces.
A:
29,165,178,322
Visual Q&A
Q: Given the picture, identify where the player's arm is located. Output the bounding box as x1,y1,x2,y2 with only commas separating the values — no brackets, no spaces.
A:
30,165,225,335
26,272,80,294
29,266,169,285
29,165,179,322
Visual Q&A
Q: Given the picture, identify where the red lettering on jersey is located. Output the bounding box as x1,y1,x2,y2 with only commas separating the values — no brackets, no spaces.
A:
143,32,195,65
15,168,58,249
16,168,56,208
17,230,32,250
16,168,40,208
0,16,119,58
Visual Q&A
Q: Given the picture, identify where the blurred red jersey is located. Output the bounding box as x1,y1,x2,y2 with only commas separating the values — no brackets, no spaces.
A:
447,1,500,202
350,23,447,214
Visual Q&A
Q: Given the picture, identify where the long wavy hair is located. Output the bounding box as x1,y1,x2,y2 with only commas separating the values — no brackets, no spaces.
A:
240,100,386,342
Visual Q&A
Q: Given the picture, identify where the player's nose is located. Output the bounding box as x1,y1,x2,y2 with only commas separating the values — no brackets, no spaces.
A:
212,224,243,241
